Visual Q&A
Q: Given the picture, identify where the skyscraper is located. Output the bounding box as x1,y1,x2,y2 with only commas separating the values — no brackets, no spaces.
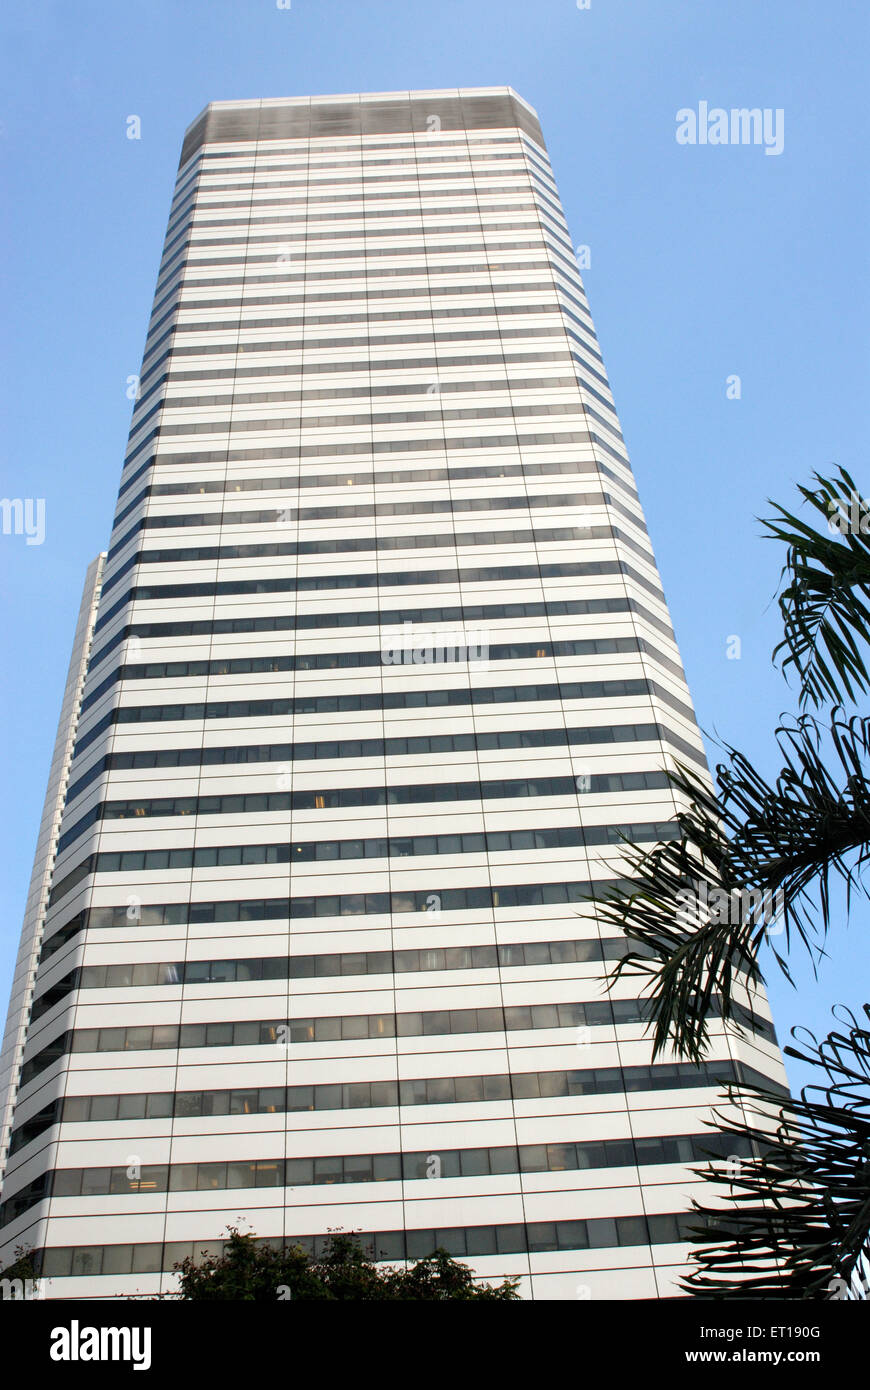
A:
0,88,787,1299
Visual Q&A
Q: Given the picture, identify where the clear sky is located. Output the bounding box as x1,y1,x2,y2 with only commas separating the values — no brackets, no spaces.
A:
1,0,867,1094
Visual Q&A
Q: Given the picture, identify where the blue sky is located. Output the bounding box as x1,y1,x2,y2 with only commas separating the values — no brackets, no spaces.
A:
0,0,867,1094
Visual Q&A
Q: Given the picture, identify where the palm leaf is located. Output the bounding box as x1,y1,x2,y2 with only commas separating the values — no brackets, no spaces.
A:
765,468,870,708
596,713,870,1059
682,1006,870,1298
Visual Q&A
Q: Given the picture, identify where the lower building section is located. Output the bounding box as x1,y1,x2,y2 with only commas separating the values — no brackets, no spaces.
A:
1,979,785,1297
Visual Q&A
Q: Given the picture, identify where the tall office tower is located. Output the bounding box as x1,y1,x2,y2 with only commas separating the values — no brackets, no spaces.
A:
0,88,787,1300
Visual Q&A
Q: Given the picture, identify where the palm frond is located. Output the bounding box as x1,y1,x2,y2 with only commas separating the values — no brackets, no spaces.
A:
596,713,870,1059
765,468,870,708
682,1006,870,1298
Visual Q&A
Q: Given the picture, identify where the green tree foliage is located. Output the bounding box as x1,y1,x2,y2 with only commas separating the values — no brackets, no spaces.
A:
0,1245,37,1286
173,1229,521,1301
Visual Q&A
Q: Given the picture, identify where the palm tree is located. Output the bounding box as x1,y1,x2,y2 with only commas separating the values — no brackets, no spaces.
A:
594,467,870,1297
